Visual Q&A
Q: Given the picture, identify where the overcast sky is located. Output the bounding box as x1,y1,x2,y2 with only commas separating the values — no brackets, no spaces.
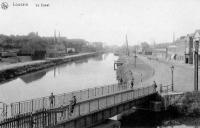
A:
0,0,200,46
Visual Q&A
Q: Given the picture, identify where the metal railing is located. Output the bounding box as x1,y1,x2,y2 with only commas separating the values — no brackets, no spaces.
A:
55,85,156,123
0,85,156,128
160,84,173,93
6,83,134,118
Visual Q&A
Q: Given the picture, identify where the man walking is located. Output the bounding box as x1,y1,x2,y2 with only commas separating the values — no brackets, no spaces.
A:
69,95,77,115
131,78,134,88
49,92,55,109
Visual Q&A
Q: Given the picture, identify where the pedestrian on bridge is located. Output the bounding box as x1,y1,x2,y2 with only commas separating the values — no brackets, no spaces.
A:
49,92,55,109
153,81,157,89
69,96,77,115
131,78,134,88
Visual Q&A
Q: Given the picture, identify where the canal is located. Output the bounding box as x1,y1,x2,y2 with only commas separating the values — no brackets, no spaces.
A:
0,53,199,128
0,53,118,104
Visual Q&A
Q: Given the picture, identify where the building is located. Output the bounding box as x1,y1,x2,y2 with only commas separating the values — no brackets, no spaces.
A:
66,48,75,53
166,29,200,64
185,33,194,64
152,48,167,59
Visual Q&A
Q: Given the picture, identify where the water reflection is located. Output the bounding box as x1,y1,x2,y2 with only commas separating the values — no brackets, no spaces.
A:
20,71,46,84
0,53,118,103
90,54,103,61
20,54,107,82
74,59,89,65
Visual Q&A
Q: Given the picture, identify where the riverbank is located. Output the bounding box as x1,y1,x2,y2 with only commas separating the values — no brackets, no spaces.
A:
170,91,200,116
116,55,155,88
119,109,200,128
0,52,101,84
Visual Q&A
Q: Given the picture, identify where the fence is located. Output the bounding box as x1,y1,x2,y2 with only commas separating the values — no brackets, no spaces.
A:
6,83,132,118
160,84,173,93
0,85,156,128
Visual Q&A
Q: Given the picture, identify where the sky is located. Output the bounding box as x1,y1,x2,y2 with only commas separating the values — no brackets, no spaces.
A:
0,0,200,46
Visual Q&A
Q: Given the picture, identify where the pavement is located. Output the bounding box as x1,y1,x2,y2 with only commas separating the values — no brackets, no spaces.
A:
116,55,155,89
140,55,197,92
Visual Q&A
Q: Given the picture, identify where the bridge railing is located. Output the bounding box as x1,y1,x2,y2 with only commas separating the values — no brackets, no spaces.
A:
0,85,156,128
8,83,130,117
160,84,173,93
55,85,156,123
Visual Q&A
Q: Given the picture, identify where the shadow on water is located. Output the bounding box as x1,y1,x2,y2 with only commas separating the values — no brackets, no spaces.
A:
119,110,200,128
89,54,104,61
20,70,46,84
18,54,106,84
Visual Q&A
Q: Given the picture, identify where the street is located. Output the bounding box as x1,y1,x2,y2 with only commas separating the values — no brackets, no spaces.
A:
141,56,195,92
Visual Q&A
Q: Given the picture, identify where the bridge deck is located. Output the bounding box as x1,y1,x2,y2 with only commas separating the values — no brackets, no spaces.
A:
0,82,157,127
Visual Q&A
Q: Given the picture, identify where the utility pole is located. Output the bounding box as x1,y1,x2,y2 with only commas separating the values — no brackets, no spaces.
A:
194,31,200,91
54,30,57,43
194,40,199,91
171,65,174,91
134,48,137,67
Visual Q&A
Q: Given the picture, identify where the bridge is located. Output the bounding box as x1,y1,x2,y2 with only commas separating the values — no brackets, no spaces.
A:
0,83,157,128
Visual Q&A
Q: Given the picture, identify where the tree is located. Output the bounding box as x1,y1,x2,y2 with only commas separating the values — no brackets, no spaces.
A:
140,42,150,52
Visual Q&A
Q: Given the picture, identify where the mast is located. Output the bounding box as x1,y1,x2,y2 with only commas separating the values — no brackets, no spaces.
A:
126,34,130,56
54,30,57,43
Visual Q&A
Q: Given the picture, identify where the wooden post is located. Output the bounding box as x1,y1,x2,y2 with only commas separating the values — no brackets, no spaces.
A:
102,87,103,95
88,101,90,113
134,50,137,67
80,90,82,101
95,88,96,97
171,65,174,91
11,104,13,116
88,89,90,99
43,98,45,109
18,102,20,115
78,104,81,116
32,100,34,112
160,85,162,93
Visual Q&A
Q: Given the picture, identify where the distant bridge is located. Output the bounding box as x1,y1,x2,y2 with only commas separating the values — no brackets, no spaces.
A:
0,83,157,128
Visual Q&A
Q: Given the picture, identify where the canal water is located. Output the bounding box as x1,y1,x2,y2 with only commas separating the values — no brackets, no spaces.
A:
0,53,199,128
0,53,118,103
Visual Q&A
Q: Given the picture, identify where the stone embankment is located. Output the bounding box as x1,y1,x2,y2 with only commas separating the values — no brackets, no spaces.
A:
172,92,200,116
0,52,100,83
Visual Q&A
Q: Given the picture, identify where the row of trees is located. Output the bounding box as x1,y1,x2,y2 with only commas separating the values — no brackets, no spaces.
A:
0,32,104,55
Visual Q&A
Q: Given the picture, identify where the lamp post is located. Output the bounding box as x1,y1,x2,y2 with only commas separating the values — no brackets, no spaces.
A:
171,65,174,91
134,49,137,67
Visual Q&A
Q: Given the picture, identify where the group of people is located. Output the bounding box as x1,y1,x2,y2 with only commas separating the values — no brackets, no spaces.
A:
129,69,157,89
49,93,77,115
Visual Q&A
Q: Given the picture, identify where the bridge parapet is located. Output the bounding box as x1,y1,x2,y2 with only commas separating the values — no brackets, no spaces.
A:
1,81,156,120
160,84,173,93
0,85,157,127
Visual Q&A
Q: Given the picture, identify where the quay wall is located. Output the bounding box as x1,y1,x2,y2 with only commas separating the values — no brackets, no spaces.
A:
0,52,101,83
162,91,200,116
174,91,200,116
